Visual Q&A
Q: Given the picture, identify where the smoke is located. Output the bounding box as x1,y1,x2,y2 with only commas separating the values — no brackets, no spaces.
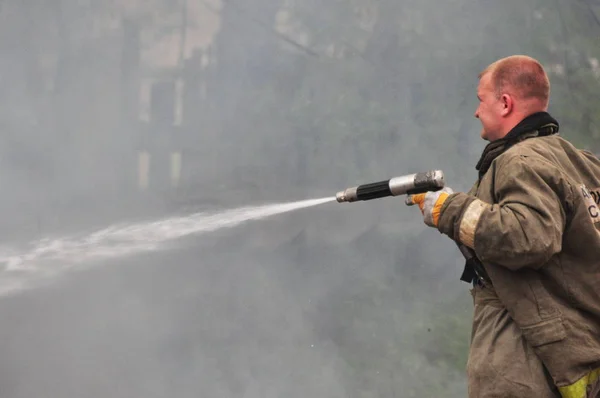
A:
1,0,588,397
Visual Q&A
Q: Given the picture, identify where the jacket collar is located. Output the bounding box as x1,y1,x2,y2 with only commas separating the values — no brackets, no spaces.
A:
475,112,559,178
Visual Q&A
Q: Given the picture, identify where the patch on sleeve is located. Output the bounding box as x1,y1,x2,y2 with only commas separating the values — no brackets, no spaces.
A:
458,199,489,249
580,185,600,224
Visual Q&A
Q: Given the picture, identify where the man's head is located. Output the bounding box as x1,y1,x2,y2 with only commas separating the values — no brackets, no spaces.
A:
475,55,550,141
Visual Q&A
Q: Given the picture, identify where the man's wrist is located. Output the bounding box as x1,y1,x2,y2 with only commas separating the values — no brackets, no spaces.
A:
437,193,477,242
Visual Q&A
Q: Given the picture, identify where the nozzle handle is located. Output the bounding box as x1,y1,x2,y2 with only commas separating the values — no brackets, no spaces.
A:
355,180,393,201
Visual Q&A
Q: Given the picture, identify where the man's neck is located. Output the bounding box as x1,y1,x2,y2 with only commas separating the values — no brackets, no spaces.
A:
498,110,547,140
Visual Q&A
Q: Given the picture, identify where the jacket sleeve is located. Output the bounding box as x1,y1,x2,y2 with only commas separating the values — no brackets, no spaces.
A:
437,154,572,271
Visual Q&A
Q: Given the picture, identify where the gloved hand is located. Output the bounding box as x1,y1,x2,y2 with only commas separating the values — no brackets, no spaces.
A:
405,187,454,227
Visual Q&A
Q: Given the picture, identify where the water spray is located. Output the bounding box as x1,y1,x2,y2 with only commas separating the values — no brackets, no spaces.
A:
335,170,445,203
0,197,335,297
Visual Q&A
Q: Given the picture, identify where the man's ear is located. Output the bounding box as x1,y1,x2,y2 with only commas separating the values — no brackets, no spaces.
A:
500,94,513,116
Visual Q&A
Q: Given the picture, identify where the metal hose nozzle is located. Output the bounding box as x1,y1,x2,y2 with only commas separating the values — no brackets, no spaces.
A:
335,170,445,203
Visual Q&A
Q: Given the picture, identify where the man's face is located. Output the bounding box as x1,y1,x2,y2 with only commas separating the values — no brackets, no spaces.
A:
474,73,503,141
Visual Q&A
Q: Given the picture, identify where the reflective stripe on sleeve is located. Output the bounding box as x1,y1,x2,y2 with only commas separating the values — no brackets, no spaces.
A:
458,199,488,249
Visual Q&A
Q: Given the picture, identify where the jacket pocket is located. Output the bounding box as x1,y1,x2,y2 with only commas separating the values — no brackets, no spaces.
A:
521,317,569,386
520,317,567,347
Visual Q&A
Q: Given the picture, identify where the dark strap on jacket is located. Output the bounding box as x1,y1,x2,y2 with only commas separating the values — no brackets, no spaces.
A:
457,244,491,285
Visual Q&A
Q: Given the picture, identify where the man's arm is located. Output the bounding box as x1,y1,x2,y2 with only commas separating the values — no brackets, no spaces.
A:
437,154,572,271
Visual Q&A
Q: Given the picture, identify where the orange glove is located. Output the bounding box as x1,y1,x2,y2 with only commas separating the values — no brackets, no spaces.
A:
406,187,454,227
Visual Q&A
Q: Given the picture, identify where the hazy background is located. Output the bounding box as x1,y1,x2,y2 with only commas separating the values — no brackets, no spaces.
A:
0,0,599,397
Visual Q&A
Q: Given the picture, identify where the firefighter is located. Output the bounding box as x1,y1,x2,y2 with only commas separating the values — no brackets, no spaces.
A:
408,55,600,397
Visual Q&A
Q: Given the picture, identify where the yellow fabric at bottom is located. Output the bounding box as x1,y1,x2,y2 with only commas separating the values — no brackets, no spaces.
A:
559,368,600,398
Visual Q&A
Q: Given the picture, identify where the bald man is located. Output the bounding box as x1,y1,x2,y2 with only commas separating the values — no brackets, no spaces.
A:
408,55,600,397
